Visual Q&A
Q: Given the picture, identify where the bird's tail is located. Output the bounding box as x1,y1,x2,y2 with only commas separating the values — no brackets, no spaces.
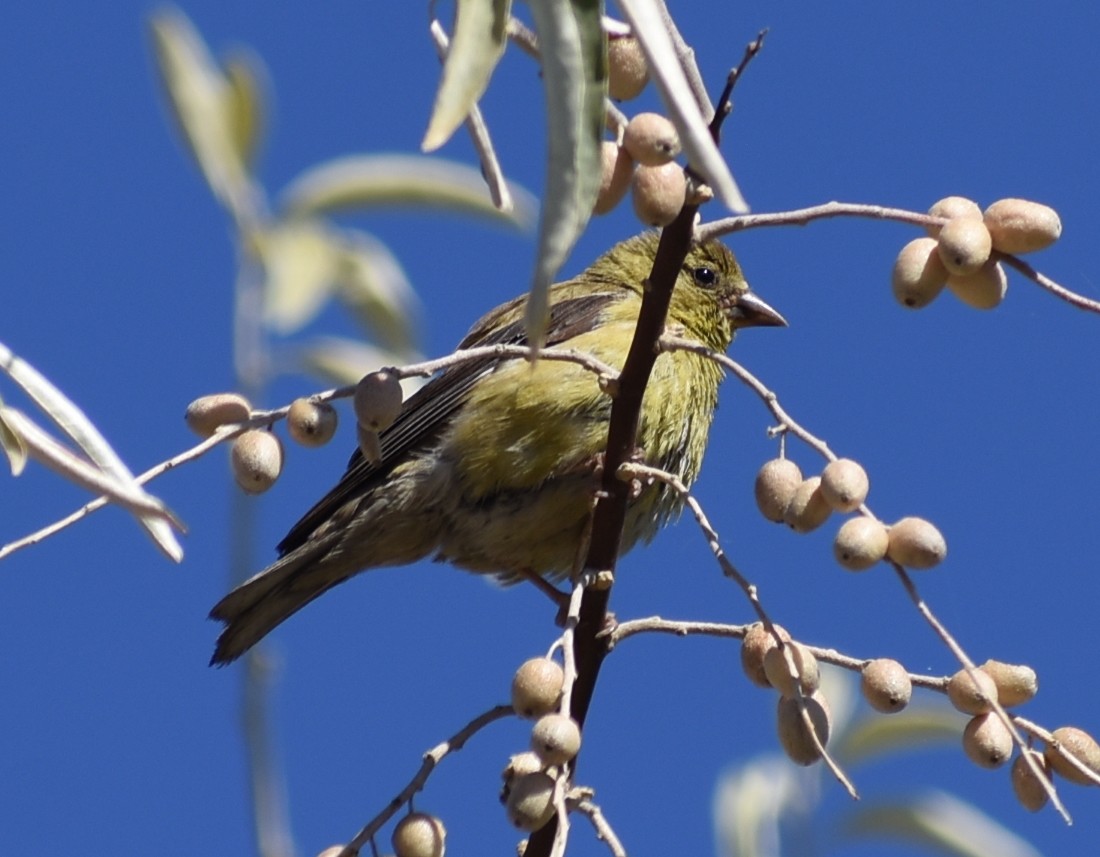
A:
208,533,352,666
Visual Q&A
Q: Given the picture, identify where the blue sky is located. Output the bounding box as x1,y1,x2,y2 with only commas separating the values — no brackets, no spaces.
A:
2,3,1099,857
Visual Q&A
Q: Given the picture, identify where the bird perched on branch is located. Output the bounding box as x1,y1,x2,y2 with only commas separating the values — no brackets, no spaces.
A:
209,232,785,664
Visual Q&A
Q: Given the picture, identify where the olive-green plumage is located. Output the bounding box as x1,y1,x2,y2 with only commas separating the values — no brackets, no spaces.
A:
210,233,784,664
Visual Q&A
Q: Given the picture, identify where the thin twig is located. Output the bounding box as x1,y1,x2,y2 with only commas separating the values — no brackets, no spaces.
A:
335,705,515,857
571,796,628,857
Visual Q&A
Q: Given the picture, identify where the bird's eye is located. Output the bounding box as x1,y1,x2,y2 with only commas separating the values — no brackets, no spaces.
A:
693,266,717,287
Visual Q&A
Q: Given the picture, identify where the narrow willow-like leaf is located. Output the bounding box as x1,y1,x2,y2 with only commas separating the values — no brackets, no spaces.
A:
299,337,423,389
0,402,27,476
257,220,341,334
832,708,962,765
223,50,267,170
0,342,183,560
616,0,748,213
148,8,251,218
279,154,536,228
525,0,606,349
422,0,512,152
333,232,420,354
844,791,1041,857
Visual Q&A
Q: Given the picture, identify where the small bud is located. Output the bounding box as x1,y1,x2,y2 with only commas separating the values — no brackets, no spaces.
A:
530,713,582,765
631,162,686,227
783,476,831,533
740,622,790,688
185,393,251,437
936,217,993,276
776,692,831,766
511,658,564,719
984,198,1062,254
1012,750,1051,812
763,642,820,698
963,713,1013,769
607,35,648,101
230,430,283,494
505,772,556,831
892,237,948,309
354,370,403,433
926,196,982,238
946,260,1008,310
1044,726,1100,785
392,813,446,857
754,458,803,523
981,660,1038,708
886,517,947,569
622,112,681,167
820,458,869,512
833,517,889,572
593,141,634,215
860,658,912,713
286,398,338,447
946,667,998,715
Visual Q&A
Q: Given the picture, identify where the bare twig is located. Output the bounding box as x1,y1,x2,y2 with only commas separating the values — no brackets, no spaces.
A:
571,795,628,857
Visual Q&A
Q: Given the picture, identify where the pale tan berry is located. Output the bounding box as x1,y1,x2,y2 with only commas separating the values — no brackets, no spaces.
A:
763,642,820,698
631,162,686,227
886,517,946,569
783,476,831,533
984,198,1062,254
287,398,338,447
926,196,982,238
740,622,790,688
892,237,948,309
511,658,564,718
963,713,1013,769
357,425,383,465
505,772,556,831
936,217,993,276
754,458,803,523
981,660,1038,708
185,393,251,437
530,714,582,765
502,751,544,786
776,692,831,766
316,847,348,857
354,370,403,433
1044,726,1100,785
593,141,634,215
392,813,446,857
860,658,912,713
833,517,889,572
607,35,648,101
230,430,283,494
946,667,998,715
946,260,1008,310
1012,750,1051,812
623,113,681,167
820,458,869,512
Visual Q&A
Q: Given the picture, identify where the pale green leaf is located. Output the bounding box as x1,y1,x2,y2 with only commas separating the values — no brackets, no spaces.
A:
149,7,253,217
333,232,420,353
834,707,964,765
298,337,423,392
223,48,267,170
279,154,536,228
0,342,183,560
525,0,606,348
844,791,1042,857
423,0,512,152
257,220,342,334
616,0,748,213
0,403,27,476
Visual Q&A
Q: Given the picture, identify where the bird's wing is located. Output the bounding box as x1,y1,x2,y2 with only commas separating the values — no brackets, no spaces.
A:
276,290,620,556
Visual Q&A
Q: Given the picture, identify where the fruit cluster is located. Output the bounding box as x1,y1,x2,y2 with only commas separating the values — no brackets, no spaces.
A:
593,31,693,227
892,196,1061,310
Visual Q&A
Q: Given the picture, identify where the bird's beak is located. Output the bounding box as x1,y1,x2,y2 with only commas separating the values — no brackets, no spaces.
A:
730,291,788,329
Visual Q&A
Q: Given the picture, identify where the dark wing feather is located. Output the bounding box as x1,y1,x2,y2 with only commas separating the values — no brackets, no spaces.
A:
276,291,619,556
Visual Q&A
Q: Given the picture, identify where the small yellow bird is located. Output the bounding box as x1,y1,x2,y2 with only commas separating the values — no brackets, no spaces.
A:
210,233,784,664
